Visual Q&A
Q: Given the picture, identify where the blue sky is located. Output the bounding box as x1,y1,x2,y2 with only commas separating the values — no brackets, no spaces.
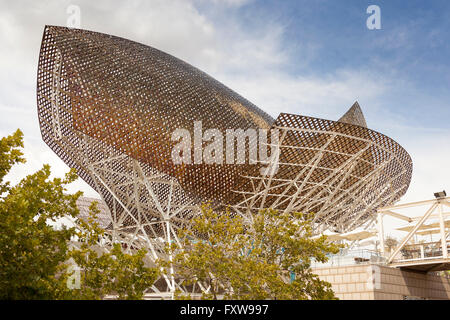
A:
201,0,450,129
0,0,449,232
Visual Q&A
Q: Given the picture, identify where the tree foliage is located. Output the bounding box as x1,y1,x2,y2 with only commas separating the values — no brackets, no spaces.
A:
0,130,157,299
159,203,340,300
384,236,399,253
68,202,158,300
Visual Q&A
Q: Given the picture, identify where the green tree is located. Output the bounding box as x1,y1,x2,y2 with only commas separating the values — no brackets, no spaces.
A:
67,202,158,300
384,236,398,253
159,203,340,300
0,130,157,299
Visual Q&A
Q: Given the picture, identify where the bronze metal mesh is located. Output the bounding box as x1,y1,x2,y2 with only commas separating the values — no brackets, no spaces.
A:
37,25,273,205
37,25,412,234
232,113,413,231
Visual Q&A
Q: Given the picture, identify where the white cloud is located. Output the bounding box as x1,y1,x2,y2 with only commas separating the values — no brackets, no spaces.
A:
216,68,388,120
195,0,253,7
400,129,450,203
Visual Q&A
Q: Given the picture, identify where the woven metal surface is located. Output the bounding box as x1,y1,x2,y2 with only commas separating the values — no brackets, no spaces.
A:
76,196,111,229
37,26,412,234
338,101,368,128
232,112,412,231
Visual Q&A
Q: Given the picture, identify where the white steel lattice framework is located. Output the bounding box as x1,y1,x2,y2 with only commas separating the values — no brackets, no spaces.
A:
37,26,413,297
231,112,413,233
377,196,450,272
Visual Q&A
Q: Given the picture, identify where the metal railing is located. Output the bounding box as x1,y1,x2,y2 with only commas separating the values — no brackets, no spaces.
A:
311,248,386,268
391,240,450,263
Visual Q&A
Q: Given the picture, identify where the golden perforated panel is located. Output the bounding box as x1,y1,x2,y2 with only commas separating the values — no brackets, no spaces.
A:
232,113,412,231
37,25,273,206
37,26,412,233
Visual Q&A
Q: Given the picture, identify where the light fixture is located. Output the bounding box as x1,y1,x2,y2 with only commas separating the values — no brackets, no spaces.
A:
434,190,447,199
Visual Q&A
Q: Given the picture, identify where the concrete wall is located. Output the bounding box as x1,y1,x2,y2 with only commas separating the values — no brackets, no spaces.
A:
313,264,450,300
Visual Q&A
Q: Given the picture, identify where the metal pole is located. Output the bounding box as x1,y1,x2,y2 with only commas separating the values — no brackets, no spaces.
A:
388,202,438,264
438,203,448,258
377,212,385,257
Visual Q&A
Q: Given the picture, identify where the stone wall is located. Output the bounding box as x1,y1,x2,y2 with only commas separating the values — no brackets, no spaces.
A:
313,264,450,300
